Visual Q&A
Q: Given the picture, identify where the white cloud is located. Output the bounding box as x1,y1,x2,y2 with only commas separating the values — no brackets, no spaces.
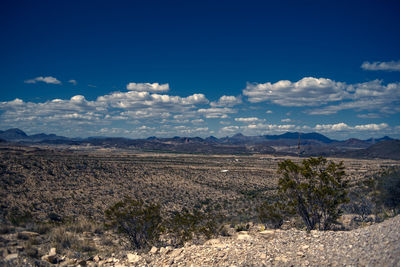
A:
68,79,77,85
0,87,209,136
235,117,262,123
357,113,381,119
266,110,273,114
314,123,388,132
220,123,297,136
315,123,351,131
281,118,292,122
307,80,400,115
354,123,388,131
191,119,204,124
25,76,61,84
126,82,170,92
210,95,242,107
243,77,348,106
197,107,237,119
220,126,240,133
361,60,400,71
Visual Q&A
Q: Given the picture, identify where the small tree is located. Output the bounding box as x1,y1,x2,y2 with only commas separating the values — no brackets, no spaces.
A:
167,207,223,246
104,197,163,249
257,201,285,229
278,157,349,231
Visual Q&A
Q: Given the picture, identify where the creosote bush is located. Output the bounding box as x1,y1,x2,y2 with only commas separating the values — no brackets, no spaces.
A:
104,197,163,250
167,207,223,246
257,201,284,229
274,157,349,231
105,197,224,249
353,166,400,221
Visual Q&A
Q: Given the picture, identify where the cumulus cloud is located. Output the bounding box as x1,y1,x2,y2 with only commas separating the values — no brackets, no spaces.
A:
126,82,170,92
307,80,400,115
314,123,388,132
220,125,240,133
357,113,381,119
24,76,61,84
191,119,204,124
197,107,237,119
361,60,400,71
210,95,242,107
0,86,210,136
235,117,262,123
219,123,297,136
281,118,292,122
68,79,77,85
243,77,348,106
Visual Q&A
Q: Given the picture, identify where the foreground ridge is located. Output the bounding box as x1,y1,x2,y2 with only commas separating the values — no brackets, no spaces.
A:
4,215,399,266
144,215,400,266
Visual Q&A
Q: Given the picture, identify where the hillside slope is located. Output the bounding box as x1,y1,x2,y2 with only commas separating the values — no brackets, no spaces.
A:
143,215,400,266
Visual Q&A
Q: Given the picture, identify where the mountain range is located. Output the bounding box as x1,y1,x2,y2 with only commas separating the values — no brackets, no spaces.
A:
0,128,399,159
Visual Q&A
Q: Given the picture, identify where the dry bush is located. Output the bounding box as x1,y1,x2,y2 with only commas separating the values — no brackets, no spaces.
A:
49,226,97,254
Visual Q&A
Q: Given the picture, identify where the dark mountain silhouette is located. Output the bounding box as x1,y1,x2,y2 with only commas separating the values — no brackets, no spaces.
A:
0,128,67,142
263,132,335,143
364,136,393,144
0,128,28,140
339,140,400,160
0,128,399,159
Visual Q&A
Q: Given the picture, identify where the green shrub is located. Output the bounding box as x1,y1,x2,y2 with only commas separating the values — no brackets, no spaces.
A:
104,197,163,250
7,209,33,226
376,167,400,212
257,201,284,229
167,207,223,246
234,222,250,232
277,157,349,231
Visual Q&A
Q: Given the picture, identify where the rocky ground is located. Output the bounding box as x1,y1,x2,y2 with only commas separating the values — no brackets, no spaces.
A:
2,215,399,266
1,146,399,266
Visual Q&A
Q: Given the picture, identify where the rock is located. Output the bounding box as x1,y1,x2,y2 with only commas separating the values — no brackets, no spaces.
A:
160,246,172,254
93,255,101,262
5,253,18,261
150,246,158,254
259,230,275,239
169,248,183,258
301,245,309,250
59,258,77,266
41,254,58,264
275,256,288,263
77,259,87,266
205,238,221,245
237,233,252,240
49,247,57,256
17,231,40,240
127,253,141,263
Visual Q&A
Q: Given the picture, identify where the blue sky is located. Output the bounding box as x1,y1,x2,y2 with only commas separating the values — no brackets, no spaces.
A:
1,0,400,139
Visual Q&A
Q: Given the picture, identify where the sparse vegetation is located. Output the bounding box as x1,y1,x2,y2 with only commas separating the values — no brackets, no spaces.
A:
275,157,349,231
167,206,224,246
257,201,284,229
1,146,399,265
104,197,163,250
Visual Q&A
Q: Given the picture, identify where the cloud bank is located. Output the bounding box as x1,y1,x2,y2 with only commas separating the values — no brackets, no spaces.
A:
361,60,400,71
126,82,170,92
24,76,61,84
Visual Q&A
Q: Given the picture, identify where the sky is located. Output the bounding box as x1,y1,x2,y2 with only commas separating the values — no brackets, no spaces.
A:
1,0,400,140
